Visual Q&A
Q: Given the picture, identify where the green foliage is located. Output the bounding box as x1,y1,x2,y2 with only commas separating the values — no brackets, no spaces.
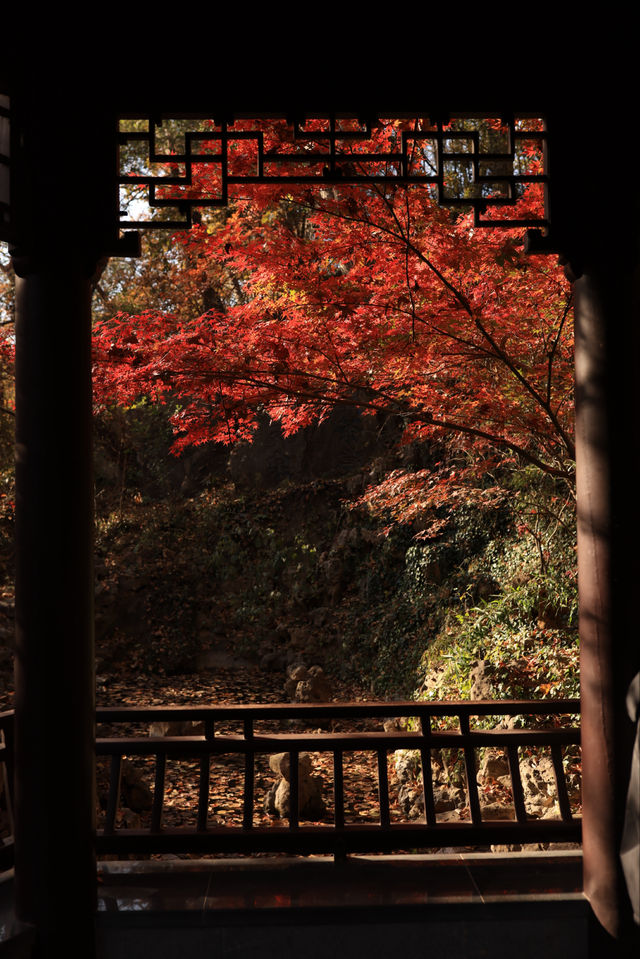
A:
417,491,579,703
328,494,513,697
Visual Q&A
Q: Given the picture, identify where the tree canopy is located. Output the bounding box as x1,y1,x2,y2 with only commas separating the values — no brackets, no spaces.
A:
93,118,574,524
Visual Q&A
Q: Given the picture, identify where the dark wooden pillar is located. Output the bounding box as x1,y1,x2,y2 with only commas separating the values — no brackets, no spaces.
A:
574,265,640,953
12,256,96,956
6,67,119,956
541,104,640,952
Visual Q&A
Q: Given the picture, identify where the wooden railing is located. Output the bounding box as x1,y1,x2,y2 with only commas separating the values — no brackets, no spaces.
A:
95,699,581,858
0,709,14,869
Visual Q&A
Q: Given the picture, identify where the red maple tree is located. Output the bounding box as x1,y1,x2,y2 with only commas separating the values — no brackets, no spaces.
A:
93,118,574,519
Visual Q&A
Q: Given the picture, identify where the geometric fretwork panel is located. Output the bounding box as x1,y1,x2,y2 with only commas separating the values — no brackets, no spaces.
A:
118,115,548,234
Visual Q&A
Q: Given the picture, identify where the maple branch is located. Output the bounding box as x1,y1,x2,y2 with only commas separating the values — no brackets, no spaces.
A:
230,274,248,306
385,219,576,463
514,493,576,536
402,192,418,342
155,356,573,481
545,293,573,409
419,413,573,480
303,185,575,465
359,179,475,318
469,309,575,461
392,305,499,360
164,364,399,408
92,281,118,314
316,315,353,386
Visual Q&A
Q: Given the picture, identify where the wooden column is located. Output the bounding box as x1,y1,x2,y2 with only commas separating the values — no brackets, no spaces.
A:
542,104,640,952
12,255,96,956
574,263,640,954
6,61,118,954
